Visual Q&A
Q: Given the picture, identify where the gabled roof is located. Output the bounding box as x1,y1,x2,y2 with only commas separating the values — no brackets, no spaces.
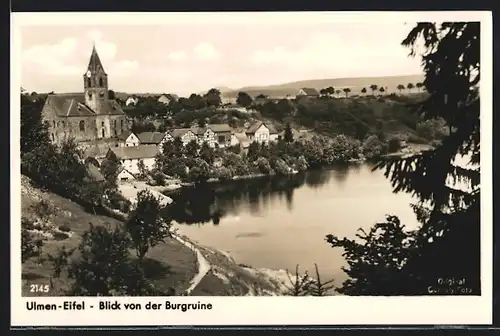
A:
110,144,159,160
298,88,319,96
136,132,167,144
86,45,106,75
171,128,196,138
84,145,110,159
44,93,125,116
205,124,232,133
117,130,134,141
245,122,278,134
87,163,105,182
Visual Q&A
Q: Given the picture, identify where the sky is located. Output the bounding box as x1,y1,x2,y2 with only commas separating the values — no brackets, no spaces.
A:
16,13,428,96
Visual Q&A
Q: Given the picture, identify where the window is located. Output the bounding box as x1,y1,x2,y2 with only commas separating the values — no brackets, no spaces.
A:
120,119,124,129
87,78,91,87
88,92,92,99
101,121,105,127
102,129,105,137
218,135,225,144
51,133,55,141
114,120,117,128
99,77,103,87
52,120,55,128
79,120,85,131
99,92,104,98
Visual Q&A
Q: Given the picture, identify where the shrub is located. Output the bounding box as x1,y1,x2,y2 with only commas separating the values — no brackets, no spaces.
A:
215,166,232,181
58,225,71,232
255,157,272,174
294,155,309,172
362,135,387,160
387,137,402,153
272,158,291,175
53,231,69,241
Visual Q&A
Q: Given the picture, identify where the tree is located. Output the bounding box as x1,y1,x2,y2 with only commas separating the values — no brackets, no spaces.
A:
284,123,294,143
236,91,253,107
247,142,260,161
369,84,378,95
319,88,327,96
379,87,385,95
327,22,481,295
100,150,122,189
199,141,215,165
204,88,222,107
343,88,351,97
187,159,211,183
137,159,147,180
185,139,200,157
397,84,406,94
125,190,172,261
387,137,401,153
49,223,161,295
416,82,424,92
326,87,335,96
335,89,341,97
21,94,50,154
361,87,367,95
407,82,415,93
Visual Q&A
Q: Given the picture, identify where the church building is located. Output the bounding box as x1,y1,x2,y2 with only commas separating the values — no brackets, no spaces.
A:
41,45,129,146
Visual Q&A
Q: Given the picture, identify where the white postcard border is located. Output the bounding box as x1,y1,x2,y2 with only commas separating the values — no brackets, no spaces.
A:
11,11,493,326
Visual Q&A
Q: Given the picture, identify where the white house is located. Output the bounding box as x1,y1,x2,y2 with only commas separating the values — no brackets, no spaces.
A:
125,96,139,106
136,131,173,150
171,128,198,146
109,145,159,175
245,122,278,144
117,167,135,182
296,88,320,99
158,94,179,105
230,134,240,147
117,131,140,147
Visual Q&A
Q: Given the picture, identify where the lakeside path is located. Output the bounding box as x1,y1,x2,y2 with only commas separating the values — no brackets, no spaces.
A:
118,182,211,295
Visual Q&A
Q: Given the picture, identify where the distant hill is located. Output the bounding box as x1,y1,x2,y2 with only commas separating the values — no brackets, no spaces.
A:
221,74,425,98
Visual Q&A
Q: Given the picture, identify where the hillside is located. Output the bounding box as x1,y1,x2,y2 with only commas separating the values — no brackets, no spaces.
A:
21,175,291,296
221,74,425,98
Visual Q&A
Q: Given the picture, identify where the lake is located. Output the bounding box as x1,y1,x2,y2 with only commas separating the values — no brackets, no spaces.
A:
167,162,421,287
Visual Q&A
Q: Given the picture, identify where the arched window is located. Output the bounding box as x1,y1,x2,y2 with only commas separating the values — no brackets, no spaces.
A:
51,133,55,141
79,120,85,131
87,78,91,87
102,129,105,138
99,77,103,87
52,120,55,128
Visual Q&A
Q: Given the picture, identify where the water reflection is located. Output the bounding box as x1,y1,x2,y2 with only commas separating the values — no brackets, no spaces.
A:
166,168,345,225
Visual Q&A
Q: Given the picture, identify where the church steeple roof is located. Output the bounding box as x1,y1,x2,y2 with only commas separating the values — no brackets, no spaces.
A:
86,44,106,74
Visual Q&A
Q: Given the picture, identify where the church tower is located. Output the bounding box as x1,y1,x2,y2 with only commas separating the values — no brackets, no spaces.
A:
83,45,108,114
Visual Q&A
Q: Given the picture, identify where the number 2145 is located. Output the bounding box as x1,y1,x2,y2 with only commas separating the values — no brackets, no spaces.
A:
30,284,50,293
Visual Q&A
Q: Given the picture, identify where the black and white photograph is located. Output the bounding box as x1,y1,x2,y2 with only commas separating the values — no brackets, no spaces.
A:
12,10,491,326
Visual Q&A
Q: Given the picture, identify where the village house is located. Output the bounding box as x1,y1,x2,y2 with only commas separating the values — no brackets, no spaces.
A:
117,130,140,147
136,131,173,149
170,124,234,148
245,122,279,144
109,144,159,175
117,167,136,182
296,88,320,99
158,93,179,105
125,96,138,106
